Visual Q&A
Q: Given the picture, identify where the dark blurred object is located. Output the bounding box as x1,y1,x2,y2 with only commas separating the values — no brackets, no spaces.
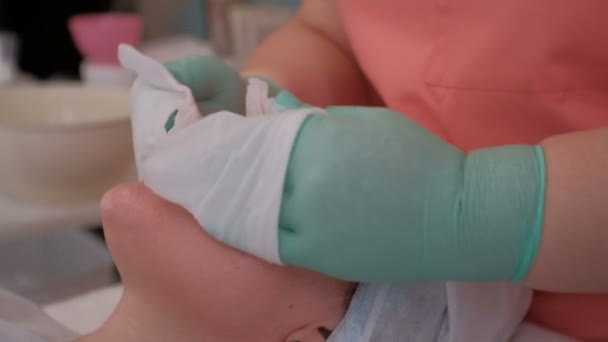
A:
0,0,113,79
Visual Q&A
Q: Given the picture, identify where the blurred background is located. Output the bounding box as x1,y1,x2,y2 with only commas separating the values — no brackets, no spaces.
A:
0,0,299,80
0,0,298,332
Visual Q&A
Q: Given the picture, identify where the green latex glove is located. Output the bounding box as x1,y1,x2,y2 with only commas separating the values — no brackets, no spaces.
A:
278,101,546,282
163,56,282,117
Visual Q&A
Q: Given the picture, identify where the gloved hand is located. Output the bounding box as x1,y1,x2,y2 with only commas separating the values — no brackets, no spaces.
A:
120,47,323,265
163,56,282,116
127,48,547,283
276,99,546,282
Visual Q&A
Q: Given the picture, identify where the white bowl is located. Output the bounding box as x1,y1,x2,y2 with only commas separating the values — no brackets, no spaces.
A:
0,84,135,205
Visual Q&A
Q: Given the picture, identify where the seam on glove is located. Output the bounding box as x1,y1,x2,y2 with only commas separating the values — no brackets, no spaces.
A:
512,145,547,281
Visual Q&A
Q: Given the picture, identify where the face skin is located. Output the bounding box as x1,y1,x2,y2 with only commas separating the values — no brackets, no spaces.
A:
75,182,351,342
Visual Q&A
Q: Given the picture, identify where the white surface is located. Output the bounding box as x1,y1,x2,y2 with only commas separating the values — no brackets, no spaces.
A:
81,61,135,87
44,285,122,335
0,84,135,205
139,35,214,63
0,192,100,239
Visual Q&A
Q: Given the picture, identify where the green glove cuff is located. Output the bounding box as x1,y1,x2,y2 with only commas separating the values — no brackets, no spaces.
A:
514,145,546,280
461,144,546,280
278,107,547,282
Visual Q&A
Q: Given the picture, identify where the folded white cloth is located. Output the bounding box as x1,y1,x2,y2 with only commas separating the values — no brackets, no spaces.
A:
444,282,530,342
329,282,576,342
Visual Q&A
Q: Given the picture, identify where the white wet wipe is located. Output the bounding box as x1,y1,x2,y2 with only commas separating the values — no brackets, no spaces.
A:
119,44,324,263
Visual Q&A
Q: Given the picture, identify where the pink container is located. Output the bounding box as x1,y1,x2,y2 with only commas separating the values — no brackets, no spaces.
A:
69,13,143,65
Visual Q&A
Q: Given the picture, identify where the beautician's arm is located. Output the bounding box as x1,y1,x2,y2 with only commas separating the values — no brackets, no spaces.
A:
241,0,372,106
527,127,608,292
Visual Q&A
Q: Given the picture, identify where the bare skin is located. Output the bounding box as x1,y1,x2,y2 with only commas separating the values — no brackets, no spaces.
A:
75,183,351,342
530,128,608,292
241,0,372,107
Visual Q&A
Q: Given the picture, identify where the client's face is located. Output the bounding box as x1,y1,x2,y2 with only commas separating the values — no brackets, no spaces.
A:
90,183,351,342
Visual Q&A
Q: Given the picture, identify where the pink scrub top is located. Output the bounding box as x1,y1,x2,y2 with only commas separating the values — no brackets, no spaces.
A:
336,0,608,339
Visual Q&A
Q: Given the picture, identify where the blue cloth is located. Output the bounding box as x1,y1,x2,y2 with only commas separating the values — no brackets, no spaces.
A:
329,282,448,342
0,320,47,342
